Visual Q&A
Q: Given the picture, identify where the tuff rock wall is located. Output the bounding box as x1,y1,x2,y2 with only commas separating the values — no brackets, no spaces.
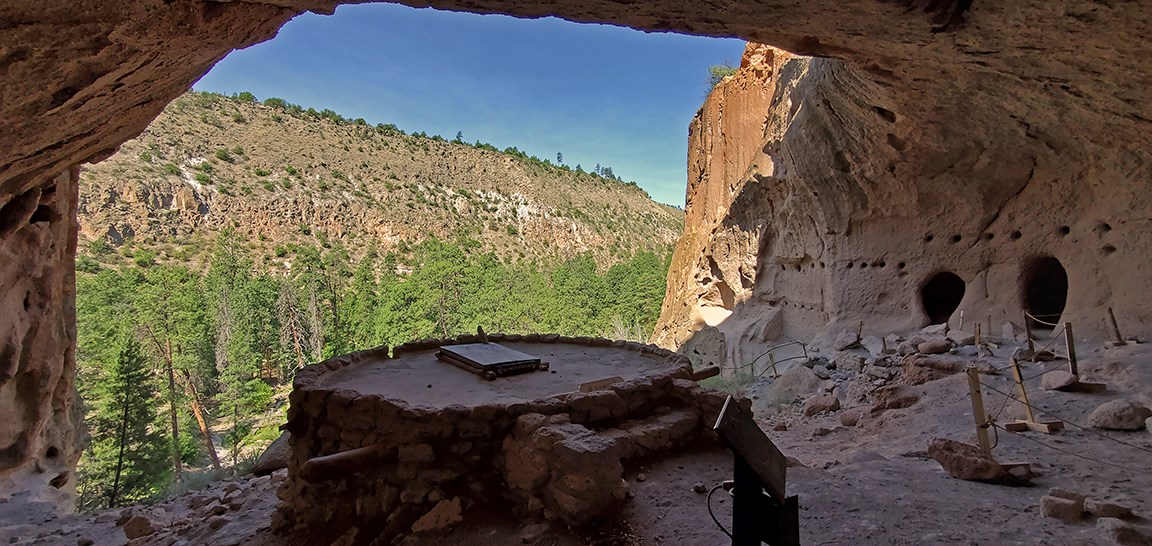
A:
1,0,1150,501
654,38,1152,358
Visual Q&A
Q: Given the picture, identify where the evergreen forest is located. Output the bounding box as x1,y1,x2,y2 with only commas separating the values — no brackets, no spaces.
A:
74,233,671,510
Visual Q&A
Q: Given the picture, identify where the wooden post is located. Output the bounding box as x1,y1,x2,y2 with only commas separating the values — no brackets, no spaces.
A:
768,352,779,379
975,323,982,346
958,310,965,331
1063,322,1078,376
856,320,864,341
1107,307,1124,344
966,367,993,458
1004,358,1063,434
1023,311,1035,355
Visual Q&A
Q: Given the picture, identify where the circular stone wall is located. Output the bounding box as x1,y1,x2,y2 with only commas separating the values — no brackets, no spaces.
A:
273,333,732,543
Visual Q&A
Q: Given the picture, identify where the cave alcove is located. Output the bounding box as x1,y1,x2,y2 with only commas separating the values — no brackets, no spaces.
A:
921,271,965,325
1023,255,1068,330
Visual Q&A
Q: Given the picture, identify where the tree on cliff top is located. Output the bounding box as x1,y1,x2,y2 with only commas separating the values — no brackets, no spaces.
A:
707,64,738,89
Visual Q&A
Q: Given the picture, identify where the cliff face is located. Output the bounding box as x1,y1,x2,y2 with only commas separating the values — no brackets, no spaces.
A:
655,41,1152,368
2,0,1151,503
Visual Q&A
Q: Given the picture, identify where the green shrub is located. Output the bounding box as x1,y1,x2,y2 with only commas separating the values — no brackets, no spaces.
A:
232,114,246,124
196,162,213,173
280,179,293,189
215,149,232,162
254,168,271,177
75,255,100,273
331,170,348,182
284,165,298,176
133,250,156,267
232,146,245,156
163,163,181,175
139,151,153,163
263,97,287,109
236,91,257,102
261,181,275,191
194,172,211,184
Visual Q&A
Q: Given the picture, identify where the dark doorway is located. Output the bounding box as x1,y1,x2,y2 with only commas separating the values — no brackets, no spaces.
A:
1023,256,1068,330
921,271,965,325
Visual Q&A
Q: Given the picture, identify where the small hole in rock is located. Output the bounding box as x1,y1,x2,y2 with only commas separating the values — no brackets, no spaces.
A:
982,233,994,241
877,261,887,268
846,262,854,269
1058,226,1070,235
924,234,934,242
1099,222,1112,232
860,263,869,269
46,447,59,459
1102,245,1116,255
1010,230,1022,240
950,234,962,243
897,262,906,269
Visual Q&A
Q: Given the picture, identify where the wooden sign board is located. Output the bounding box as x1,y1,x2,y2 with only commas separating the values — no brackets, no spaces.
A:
579,376,624,392
713,395,787,502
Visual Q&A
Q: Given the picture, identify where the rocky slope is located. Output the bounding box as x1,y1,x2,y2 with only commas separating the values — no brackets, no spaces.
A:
77,92,682,269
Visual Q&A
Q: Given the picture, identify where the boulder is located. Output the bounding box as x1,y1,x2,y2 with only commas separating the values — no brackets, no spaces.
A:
1041,495,1085,522
1087,498,1136,520
840,407,867,427
833,329,860,351
411,497,464,533
947,330,976,346
921,324,949,336
251,431,290,476
122,514,156,539
917,338,953,355
1097,517,1152,546
760,366,822,408
1087,400,1152,431
833,352,865,373
802,394,840,416
812,364,832,380
1040,371,1080,392
927,438,1030,485
860,335,886,357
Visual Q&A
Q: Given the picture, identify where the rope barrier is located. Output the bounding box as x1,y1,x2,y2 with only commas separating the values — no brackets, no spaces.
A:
1025,312,1063,328
989,422,1146,473
978,380,1152,456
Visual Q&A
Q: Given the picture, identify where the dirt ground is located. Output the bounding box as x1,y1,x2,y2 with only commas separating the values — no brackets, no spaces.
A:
2,338,1150,545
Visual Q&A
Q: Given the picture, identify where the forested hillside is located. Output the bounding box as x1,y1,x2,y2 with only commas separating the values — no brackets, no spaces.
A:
74,91,679,511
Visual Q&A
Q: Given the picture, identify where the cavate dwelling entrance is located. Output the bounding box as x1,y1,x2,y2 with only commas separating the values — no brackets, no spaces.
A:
921,271,965,325
1023,256,1068,330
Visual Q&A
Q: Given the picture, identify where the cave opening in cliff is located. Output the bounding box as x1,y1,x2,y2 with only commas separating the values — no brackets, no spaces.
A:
920,271,965,325
1023,256,1068,330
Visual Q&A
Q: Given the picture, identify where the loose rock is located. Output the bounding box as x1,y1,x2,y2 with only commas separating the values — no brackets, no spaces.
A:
1086,498,1136,520
802,394,841,416
1041,495,1085,522
1097,517,1152,546
927,438,1029,485
1088,400,1152,430
917,338,953,355
1040,371,1080,391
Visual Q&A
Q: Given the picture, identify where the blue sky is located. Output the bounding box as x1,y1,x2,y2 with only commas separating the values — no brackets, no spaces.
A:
193,4,744,206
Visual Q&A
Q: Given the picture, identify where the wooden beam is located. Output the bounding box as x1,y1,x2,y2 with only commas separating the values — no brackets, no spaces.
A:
690,366,720,381
300,445,389,482
713,396,787,501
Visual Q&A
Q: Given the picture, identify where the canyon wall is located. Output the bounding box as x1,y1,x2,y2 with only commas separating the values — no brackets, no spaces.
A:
1,0,1150,501
655,41,1152,366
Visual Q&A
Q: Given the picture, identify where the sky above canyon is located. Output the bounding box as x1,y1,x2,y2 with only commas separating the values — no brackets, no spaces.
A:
192,3,745,206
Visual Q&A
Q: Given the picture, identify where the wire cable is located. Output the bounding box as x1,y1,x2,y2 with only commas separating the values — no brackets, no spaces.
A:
707,483,733,539
989,422,1146,472
978,381,1152,456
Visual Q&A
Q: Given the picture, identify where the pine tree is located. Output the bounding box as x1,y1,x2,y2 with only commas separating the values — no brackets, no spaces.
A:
78,337,168,510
